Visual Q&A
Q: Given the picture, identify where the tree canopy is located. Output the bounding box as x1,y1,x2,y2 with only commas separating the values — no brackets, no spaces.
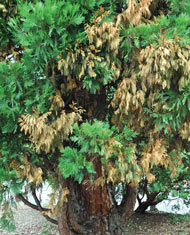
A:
0,0,190,234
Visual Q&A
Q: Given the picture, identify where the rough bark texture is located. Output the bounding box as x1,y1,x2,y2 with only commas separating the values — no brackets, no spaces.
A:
57,159,137,234
121,185,138,221
58,184,135,235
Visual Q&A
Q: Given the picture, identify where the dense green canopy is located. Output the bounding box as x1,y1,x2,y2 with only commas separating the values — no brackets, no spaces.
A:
0,0,190,233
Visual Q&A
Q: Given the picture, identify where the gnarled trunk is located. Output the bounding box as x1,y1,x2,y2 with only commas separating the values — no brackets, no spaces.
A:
58,159,137,235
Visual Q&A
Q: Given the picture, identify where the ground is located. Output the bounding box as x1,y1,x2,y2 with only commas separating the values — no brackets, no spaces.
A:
125,211,190,235
0,205,59,235
0,205,189,234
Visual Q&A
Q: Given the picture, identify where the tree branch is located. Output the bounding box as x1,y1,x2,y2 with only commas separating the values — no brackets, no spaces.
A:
120,184,137,222
16,194,43,211
135,191,160,213
137,194,141,205
31,187,58,225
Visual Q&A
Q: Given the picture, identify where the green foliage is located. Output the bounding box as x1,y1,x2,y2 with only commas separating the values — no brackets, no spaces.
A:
0,211,16,232
0,178,19,232
8,0,118,73
116,126,138,143
0,61,54,134
0,62,24,133
169,213,190,225
59,120,113,182
59,120,139,184
152,85,190,133
59,147,96,183
9,0,86,70
42,223,55,235
83,61,115,94
0,0,190,231
120,17,169,61
72,120,113,154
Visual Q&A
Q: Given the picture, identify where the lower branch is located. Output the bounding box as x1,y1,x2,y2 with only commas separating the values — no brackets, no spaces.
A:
31,187,58,225
135,192,160,213
16,194,42,211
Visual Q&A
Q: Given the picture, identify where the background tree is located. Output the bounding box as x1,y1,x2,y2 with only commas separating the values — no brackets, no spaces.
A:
136,151,190,213
0,0,190,234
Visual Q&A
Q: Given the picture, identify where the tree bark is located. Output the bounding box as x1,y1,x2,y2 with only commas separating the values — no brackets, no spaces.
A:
57,159,137,235
135,192,159,214
121,184,137,221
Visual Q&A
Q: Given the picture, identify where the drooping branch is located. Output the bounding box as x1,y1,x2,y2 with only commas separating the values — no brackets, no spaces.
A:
15,193,45,211
31,187,44,211
31,187,58,225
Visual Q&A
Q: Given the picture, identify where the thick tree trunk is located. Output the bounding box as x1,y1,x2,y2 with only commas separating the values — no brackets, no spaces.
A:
57,159,137,235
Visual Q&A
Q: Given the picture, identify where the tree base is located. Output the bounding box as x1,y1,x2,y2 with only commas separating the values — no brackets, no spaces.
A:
58,182,137,235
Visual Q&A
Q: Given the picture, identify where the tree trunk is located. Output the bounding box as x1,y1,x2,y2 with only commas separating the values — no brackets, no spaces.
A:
58,158,137,235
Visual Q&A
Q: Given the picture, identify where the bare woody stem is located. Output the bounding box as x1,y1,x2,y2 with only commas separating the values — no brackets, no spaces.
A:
31,187,58,225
